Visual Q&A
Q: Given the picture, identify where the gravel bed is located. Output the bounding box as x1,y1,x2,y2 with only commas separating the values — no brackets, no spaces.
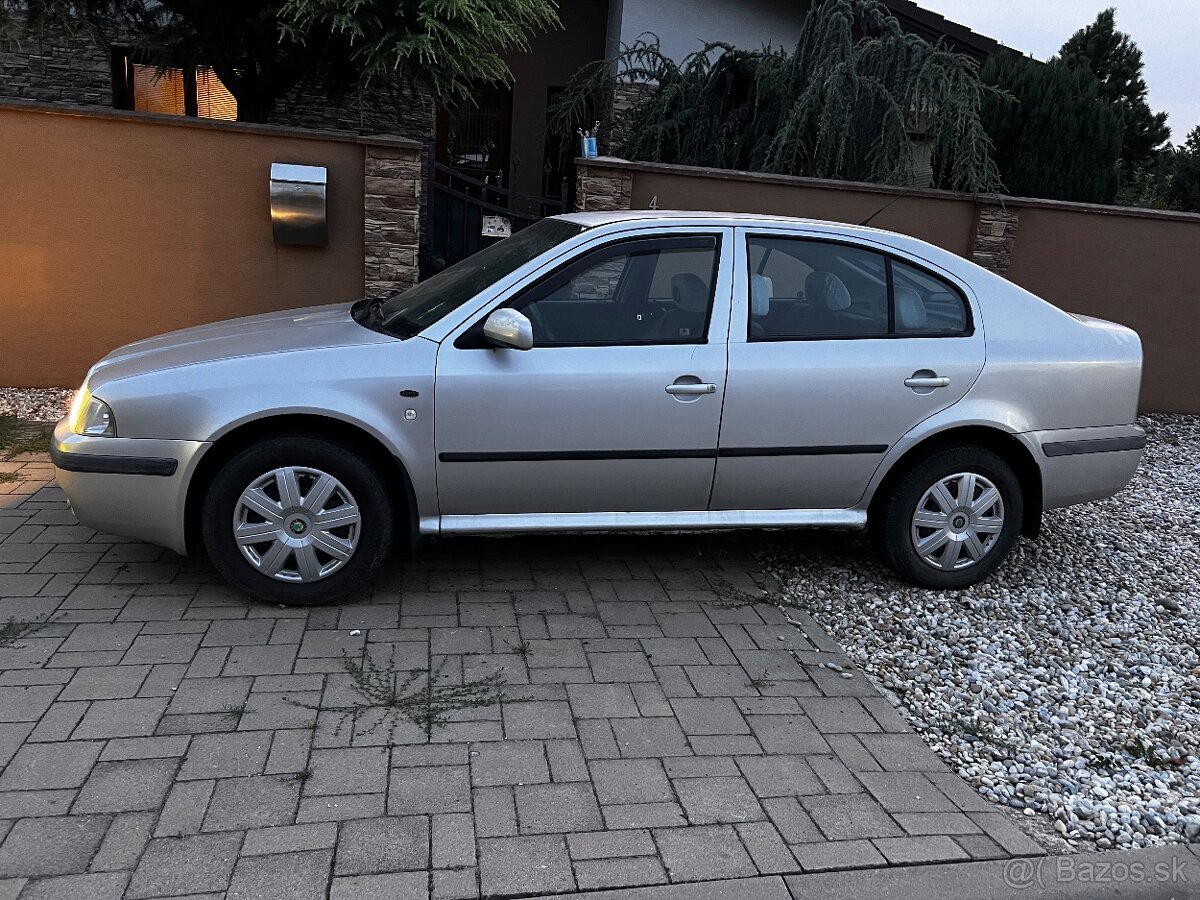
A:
764,414,1200,851
0,387,74,422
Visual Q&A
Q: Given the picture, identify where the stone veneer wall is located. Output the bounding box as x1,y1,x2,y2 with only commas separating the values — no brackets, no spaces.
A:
0,19,112,105
970,204,1020,277
574,161,634,212
363,141,423,295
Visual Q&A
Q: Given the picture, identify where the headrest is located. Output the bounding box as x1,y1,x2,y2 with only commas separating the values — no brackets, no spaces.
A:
750,274,773,317
805,271,851,311
895,286,928,330
671,273,709,313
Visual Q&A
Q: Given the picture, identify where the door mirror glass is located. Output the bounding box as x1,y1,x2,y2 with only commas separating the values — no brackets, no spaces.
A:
483,308,534,350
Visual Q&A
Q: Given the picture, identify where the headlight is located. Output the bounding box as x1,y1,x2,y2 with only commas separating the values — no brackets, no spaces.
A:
69,389,117,437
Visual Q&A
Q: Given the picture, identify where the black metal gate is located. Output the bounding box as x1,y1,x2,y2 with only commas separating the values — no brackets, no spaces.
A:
424,153,568,275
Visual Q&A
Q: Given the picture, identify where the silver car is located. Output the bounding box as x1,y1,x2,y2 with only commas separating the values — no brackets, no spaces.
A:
52,212,1146,605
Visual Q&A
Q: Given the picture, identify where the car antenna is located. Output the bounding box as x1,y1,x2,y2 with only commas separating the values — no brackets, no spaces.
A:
858,186,912,227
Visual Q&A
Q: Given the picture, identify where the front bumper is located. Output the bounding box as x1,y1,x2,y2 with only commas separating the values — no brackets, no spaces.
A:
51,419,209,555
1026,424,1147,510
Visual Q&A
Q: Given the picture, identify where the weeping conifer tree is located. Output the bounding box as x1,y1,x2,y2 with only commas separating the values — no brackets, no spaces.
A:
548,0,1004,194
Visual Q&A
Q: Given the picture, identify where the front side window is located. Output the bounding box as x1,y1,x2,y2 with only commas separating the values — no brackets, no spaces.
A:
512,236,720,346
747,236,969,340
375,217,586,337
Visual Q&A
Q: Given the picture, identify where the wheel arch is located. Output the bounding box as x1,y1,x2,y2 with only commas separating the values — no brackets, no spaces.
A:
868,425,1043,538
184,413,420,557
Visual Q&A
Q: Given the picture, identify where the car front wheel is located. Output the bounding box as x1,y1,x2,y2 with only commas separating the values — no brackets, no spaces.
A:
876,446,1023,589
202,436,393,605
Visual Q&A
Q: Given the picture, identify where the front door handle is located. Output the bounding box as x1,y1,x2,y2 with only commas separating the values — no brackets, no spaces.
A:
904,374,951,389
665,383,716,396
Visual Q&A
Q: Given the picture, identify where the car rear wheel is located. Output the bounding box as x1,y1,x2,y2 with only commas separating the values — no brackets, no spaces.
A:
202,436,393,606
876,446,1023,589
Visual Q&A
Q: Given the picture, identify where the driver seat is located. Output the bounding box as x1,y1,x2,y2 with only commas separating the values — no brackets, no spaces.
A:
653,273,709,340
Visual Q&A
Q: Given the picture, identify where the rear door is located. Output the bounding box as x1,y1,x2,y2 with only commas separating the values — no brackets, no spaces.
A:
712,228,985,511
434,227,734,517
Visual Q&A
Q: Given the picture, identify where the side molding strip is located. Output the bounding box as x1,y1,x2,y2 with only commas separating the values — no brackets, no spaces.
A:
1042,435,1148,458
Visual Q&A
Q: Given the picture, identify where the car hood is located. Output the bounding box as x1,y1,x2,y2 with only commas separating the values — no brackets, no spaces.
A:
87,303,397,387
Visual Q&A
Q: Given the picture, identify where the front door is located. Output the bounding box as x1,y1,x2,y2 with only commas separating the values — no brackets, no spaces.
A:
434,229,732,518
712,229,986,510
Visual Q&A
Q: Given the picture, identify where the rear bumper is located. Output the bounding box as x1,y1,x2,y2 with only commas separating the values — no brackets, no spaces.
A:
51,419,208,555
1027,424,1146,510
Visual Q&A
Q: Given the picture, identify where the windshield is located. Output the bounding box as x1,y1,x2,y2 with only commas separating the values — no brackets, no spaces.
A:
374,218,585,337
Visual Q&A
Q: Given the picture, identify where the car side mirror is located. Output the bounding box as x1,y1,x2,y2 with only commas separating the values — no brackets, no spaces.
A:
483,308,534,351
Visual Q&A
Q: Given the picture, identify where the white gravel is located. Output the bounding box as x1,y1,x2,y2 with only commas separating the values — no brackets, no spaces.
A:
0,388,74,422
764,414,1200,850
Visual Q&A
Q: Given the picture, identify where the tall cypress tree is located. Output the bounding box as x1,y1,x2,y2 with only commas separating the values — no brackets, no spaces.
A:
1167,126,1200,213
1058,8,1170,170
980,54,1123,203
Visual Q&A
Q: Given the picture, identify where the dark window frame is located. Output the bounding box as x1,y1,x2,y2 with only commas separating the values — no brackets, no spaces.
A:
745,233,974,343
457,234,723,349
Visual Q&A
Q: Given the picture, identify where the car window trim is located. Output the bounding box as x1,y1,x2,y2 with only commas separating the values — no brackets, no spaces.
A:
454,234,723,350
742,232,974,342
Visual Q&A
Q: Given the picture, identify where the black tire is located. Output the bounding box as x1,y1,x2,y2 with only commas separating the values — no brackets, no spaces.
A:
202,436,394,606
875,445,1023,590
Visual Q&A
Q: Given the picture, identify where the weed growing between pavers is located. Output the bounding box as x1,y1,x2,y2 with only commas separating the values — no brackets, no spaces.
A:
0,416,53,461
708,573,771,609
746,670,776,691
0,619,41,649
294,651,505,742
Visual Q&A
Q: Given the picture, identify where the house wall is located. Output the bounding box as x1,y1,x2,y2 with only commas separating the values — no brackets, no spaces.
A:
576,157,1200,414
0,16,435,144
615,0,806,59
504,0,610,201
0,103,377,387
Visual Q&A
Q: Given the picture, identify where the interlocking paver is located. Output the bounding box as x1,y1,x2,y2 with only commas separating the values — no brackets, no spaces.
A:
0,740,102,790
478,835,574,896
803,792,904,841
389,765,471,814
335,816,429,875
590,758,673,806
655,824,757,881
0,483,1045,898
566,684,640,719
470,741,548,786
15,872,129,900
226,848,332,900
306,747,388,796
0,814,110,877
673,775,765,825
73,697,169,740
330,872,429,900
126,832,242,898
72,759,178,814
502,701,575,739
178,731,272,780
611,718,690,757
203,774,300,830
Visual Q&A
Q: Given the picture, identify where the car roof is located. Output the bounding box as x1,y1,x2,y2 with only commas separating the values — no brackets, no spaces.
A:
557,209,900,242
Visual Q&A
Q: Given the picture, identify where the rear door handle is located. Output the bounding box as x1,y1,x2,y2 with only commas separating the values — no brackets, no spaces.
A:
904,375,951,389
665,383,716,396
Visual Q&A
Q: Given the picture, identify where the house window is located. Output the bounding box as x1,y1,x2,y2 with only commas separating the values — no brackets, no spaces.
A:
112,51,237,121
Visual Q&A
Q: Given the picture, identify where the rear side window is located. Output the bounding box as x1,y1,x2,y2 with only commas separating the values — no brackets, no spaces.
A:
747,236,970,340
891,260,969,335
749,238,888,339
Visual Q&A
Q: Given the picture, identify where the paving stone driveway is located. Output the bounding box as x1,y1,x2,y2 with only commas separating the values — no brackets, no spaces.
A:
0,455,1043,899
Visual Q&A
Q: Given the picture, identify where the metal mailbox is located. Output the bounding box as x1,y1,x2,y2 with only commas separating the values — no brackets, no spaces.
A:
270,162,328,246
